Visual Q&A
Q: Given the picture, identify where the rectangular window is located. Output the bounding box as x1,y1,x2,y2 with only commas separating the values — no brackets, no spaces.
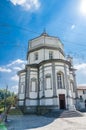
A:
46,76,52,89
34,52,38,60
49,51,53,59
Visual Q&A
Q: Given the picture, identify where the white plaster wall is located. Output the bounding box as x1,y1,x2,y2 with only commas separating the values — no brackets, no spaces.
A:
77,90,86,100
55,66,64,72
20,72,26,76
44,63,51,67
44,66,52,74
29,36,64,50
29,92,37,98
73,93,76,98
25,99,37,106
55,62,64,66
70,73,73,80
67,97,74,110
44,49,64,60
30,68,38,71
44,37,64,50
69,90,73,97
53,98,58,106
29,37,44,49
29,100,38,106
68,91,76,99
29,49,44,64
25,99,30,106
57,89,66,95
40,99,45,105
45,90,53,97
28,48,64,64
45,99,53,105
66,65,70,75
39,91,43,98
19,94,24,99
77,90,83,98
30,71,38,79
19,101,24,106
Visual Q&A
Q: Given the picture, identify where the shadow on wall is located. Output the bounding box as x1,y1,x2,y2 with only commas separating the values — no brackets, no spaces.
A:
7,115,55,130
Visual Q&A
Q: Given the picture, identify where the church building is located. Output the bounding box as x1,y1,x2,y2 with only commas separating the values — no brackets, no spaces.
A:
18,31,77,113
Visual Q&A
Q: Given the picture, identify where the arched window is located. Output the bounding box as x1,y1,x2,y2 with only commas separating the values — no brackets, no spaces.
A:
57,72,64,89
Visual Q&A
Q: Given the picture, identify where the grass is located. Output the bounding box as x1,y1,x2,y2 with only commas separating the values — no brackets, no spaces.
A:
0,107,23,115
8,108,23,115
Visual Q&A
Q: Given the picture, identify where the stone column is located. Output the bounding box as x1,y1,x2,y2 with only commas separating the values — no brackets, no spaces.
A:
42,65,45,97
26,67,30,98
52,62,57,97
73,69,78,109
64,64,69,109
52,62,57,108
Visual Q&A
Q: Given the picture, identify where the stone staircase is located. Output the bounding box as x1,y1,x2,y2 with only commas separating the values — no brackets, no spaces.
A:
44,110,83,118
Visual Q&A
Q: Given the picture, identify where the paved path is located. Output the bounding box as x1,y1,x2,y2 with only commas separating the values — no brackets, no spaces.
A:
7,113,86,130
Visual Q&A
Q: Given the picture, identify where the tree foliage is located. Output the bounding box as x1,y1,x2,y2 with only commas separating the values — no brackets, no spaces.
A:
0,89,16,109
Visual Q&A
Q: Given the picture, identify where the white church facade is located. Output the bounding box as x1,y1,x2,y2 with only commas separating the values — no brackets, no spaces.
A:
18,32,77,113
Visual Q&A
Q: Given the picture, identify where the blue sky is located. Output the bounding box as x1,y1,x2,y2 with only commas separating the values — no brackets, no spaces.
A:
0,0,86,93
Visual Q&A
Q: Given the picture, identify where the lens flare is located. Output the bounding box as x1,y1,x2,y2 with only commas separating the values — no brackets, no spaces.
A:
79,0,86,16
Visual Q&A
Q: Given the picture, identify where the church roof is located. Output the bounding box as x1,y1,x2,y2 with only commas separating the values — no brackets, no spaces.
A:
77,86,86,90
29,30,60,42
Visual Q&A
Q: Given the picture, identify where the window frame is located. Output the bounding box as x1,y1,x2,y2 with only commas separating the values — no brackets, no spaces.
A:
57,72,64,89
31,78,37,92
49,51,53,59
34,52,38,61
45,74,52,90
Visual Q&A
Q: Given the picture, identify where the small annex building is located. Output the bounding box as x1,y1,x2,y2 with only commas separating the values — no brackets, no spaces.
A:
18,31,77,113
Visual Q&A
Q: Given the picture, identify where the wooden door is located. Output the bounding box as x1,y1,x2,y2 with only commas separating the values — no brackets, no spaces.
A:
59,94,66,109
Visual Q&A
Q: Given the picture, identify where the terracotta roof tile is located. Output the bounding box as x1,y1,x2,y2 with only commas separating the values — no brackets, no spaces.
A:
77,86,86,90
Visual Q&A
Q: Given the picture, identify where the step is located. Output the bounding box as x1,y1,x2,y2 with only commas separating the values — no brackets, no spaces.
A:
44,110,83,118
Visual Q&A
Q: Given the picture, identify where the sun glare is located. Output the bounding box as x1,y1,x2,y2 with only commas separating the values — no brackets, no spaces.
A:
79,0,86,16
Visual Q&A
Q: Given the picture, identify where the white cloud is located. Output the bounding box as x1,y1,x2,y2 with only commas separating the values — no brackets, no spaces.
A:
0,59,26,74
7,59,26,67
71,24,75,30
10,0,25,5
74,63,86,75
74,63,86,84
11,75,19,81
10,0,40,11
13,66,22,70
0,67,11,73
